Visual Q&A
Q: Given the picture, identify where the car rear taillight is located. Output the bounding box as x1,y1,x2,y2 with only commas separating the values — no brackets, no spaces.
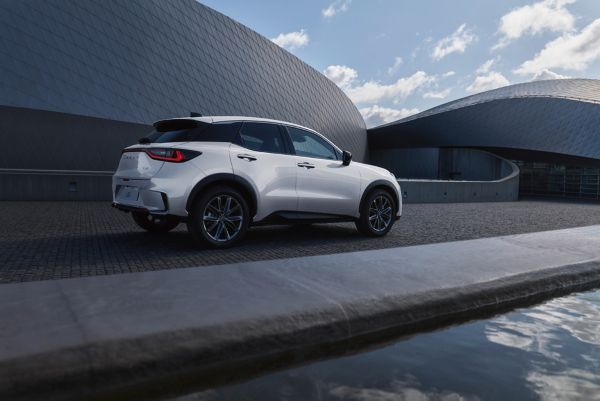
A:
146,148,184,162
122,148,201,163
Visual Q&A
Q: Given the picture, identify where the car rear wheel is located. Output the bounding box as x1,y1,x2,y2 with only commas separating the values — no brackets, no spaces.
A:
187,185,250,248
356,189,395,237
132,212,179,233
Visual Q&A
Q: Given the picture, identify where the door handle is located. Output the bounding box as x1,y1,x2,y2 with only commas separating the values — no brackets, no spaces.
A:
237,154,257,161
297,162,315,169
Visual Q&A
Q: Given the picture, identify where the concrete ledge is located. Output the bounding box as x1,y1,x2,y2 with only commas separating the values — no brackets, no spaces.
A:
2,226,600,399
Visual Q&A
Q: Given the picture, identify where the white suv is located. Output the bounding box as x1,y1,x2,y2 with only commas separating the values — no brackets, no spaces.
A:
112,116,401,248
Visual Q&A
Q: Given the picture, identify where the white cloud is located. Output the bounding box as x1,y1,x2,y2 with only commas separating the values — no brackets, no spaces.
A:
494,0,576,49
531,69,570,80
466,72,510,93
387,56,404,76
431,24,477,61
271,29,309,50
322,0,351,18
345,71,435,104
515,18,600,76
323,65,359,89
360,105,419,127
476,57,499,74
423,88,452,99
324,66,434,105
442,71,456,78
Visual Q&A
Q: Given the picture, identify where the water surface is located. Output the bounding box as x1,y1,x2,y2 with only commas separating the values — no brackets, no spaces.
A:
171,289,600,400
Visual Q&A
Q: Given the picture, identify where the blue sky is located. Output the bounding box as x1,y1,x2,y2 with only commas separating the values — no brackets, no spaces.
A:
201,0,600,127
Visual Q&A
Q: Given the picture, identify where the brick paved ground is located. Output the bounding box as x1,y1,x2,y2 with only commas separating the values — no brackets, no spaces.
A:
1,200,600,283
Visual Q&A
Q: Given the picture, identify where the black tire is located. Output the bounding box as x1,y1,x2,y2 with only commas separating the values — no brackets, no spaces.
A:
355,189,396,237
187,185,250,248
132,212,179,233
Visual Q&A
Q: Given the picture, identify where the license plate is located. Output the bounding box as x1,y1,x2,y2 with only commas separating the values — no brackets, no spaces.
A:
118,186,139,203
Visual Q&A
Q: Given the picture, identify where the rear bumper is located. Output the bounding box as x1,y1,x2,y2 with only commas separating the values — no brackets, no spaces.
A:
111,202,188,222
113,181,169,212
112,163,207,218
111,202,166,215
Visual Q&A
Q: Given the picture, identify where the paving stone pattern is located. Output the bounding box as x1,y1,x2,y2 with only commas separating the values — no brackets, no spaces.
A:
1,200,600,283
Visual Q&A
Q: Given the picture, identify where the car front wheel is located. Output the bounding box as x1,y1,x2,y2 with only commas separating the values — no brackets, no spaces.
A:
187,185,250,248
356,189,395,237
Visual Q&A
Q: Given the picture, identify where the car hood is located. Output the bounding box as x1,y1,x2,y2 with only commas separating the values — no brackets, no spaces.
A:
354,161,394,178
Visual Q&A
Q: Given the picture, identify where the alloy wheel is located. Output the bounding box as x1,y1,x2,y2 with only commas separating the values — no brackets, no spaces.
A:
368,195,393,232
202,195,244,242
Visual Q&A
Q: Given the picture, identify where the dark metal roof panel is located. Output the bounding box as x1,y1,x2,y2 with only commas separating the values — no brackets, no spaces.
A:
0,0,367,160
374,79,600,128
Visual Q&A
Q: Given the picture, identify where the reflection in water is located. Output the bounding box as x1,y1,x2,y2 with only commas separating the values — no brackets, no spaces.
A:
328,375,481,401
169,290,600,401
174,375,480,401
527,369,600,401
485,292,600,400
486,294,600,351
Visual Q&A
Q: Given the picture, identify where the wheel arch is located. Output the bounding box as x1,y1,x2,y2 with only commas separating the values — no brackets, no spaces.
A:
360,180,400,214
186,173,258,218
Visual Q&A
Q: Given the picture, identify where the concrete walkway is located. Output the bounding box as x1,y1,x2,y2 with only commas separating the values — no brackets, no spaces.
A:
3,225,600,400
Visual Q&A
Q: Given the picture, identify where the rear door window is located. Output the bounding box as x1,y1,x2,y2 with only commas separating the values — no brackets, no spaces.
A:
239,122,286,154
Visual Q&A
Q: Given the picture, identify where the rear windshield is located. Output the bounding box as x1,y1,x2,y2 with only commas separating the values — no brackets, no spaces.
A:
145,121,241,143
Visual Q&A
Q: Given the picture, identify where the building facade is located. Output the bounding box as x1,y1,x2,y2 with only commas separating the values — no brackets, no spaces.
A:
368,79,600,201
0,0,366,200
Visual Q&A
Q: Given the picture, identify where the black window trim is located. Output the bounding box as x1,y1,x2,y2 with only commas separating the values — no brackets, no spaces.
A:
282,125,340,161
147,120,242,144
236,121,291,155
278,125,295,155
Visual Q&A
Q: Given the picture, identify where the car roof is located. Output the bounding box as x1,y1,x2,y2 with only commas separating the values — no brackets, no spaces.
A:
153,115,342,152
157,116,321,135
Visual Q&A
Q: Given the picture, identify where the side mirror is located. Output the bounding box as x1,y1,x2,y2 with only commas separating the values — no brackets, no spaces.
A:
342,150,352,166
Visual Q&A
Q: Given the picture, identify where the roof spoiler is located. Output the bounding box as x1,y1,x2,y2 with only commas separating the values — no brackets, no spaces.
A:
153,118,201,132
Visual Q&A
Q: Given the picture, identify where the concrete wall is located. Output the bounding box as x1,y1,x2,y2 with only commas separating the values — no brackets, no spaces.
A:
371,147,520,203
398,166,520,204
369,147,514,181
398,177,520,203
0,171,112,201
394,150,520,203
0,106,148,201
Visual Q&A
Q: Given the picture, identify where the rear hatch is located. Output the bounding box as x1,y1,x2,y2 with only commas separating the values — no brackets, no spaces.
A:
115,142,186,180
115,118,210,180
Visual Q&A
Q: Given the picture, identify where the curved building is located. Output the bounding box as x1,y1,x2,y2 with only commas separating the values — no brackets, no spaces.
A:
369,79,600,200
0,0,366,200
